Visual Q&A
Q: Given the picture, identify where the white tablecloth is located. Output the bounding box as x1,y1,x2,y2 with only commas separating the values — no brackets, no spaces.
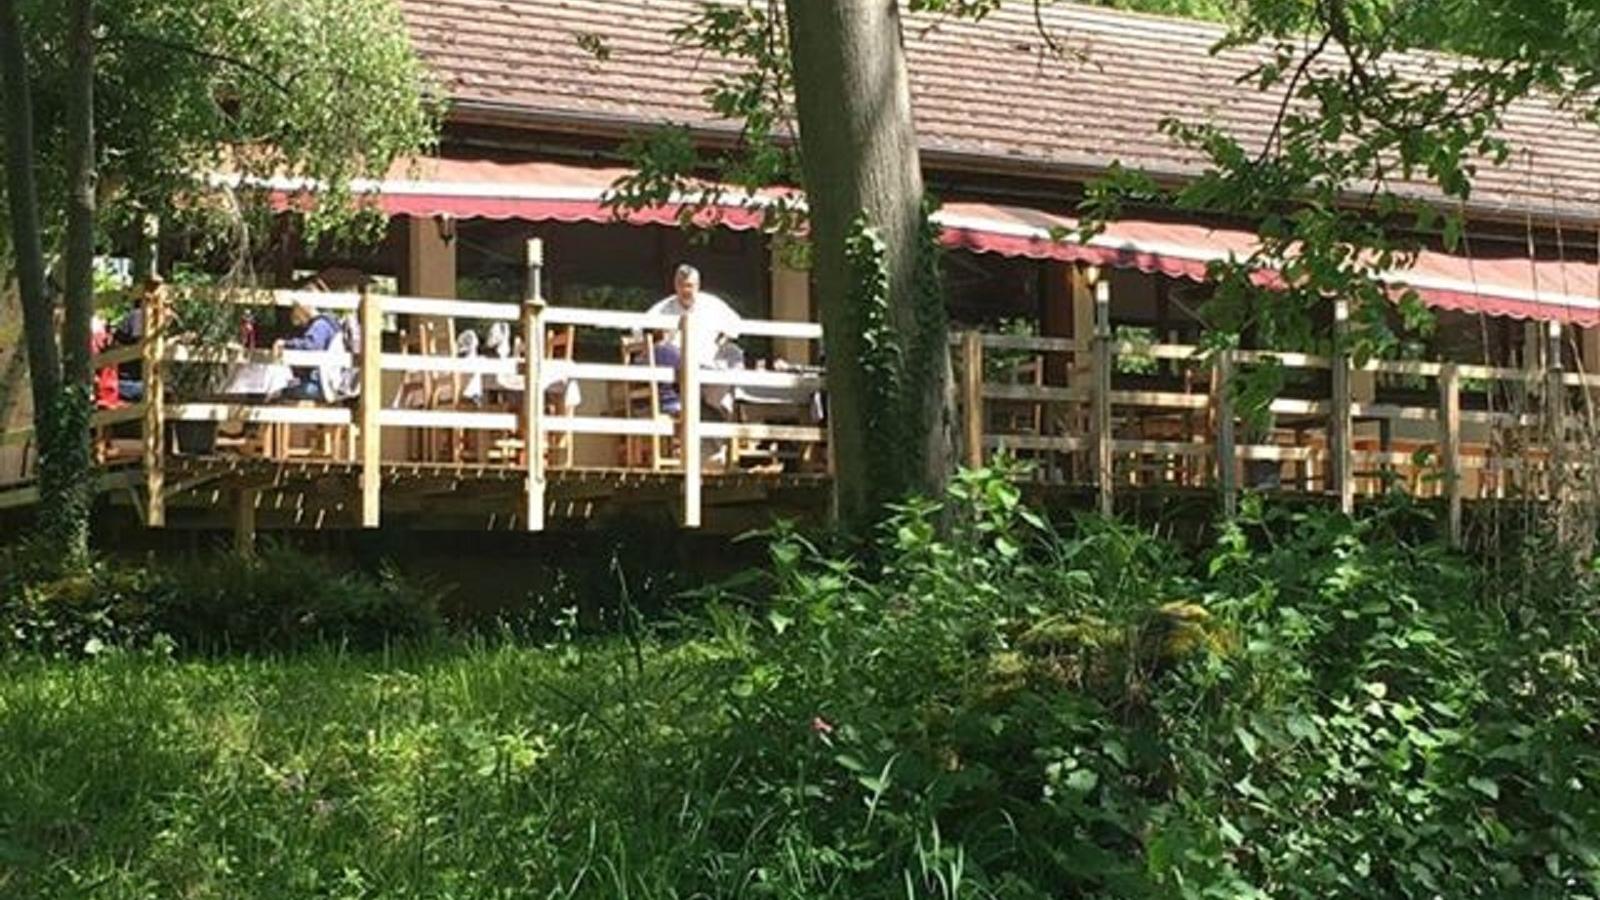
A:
479,372,582,410
219,363,295,398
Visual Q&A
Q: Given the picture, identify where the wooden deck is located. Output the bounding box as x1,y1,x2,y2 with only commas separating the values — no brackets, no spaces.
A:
3,270,1596,547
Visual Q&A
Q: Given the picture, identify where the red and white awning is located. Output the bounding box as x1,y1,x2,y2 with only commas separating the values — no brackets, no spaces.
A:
251,157,1600,326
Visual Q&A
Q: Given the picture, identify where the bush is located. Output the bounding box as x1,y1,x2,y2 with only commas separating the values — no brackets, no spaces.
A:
679,469,1600,899
154,545,443,654
0,546,166,657
0,544,443,658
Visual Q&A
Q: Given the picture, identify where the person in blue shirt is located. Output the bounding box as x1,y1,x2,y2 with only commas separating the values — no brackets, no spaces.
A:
275,300,341,401
629,333,682,416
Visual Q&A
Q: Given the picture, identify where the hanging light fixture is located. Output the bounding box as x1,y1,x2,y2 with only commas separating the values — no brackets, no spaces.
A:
433,213,457,245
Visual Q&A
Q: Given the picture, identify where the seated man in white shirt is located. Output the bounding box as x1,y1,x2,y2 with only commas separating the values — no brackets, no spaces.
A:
645,263,744,465
646,264,743,367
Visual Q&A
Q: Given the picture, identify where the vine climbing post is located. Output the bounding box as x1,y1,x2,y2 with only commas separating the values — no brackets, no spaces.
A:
785,0,949,531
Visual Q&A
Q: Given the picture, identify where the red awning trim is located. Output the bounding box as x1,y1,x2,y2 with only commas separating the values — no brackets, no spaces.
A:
227,158,1600,327
935,202,1600,326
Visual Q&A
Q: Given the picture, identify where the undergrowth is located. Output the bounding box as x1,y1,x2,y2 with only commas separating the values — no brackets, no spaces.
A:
0,467,1596,898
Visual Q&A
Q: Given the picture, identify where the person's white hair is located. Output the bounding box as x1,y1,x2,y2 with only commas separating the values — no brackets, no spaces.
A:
674,263,700,284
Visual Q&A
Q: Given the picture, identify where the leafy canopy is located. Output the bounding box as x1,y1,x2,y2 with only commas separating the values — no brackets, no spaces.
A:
9,0,437,241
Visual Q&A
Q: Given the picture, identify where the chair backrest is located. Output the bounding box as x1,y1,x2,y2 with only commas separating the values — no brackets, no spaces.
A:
1010,357,1044,386
547,326,575,362
619,334,660,415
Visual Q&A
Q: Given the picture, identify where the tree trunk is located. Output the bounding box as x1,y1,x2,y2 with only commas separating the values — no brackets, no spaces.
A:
0,0,58,416
25,0,100,567
784,0,951,531
39,0,99,564
64,0,96,395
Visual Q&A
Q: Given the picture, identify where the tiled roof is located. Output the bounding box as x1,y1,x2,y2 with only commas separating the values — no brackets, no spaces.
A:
399,0,1600,225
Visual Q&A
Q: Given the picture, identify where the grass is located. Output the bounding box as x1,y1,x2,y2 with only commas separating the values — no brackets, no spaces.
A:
0,637,738,900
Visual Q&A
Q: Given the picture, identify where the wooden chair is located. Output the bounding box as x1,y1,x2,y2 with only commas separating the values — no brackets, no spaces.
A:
426,319,469,462
545,326,576,468
390,318,466,462
390,321,437,461
273,402,353,461
988,357,1045,437
487,325,578,468
614,335,679,470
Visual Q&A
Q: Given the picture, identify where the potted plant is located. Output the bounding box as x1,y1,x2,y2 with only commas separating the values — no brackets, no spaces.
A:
159,277,251,455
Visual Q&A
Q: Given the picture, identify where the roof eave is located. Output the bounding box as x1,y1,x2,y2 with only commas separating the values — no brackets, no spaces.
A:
444,99,1600,234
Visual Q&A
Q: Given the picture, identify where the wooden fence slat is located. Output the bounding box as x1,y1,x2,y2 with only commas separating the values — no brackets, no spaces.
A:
523,240,547,532
1440,363,1462,547
680,311,703,527
358,287,383,528
962,331,984,468
143,285,166,527
1215,351,1237,515
1330,299,1353,514
1092,276,1113,516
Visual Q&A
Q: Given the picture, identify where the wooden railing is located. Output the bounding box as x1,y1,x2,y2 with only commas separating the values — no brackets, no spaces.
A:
953,310,1596,545
0,242,829,531
4,264,1594,543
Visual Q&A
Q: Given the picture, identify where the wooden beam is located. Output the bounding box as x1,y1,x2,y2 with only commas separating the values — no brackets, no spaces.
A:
1215,350,1237,516
1437,362,1463,547
1544,319,1566,502
142,283,167,526
358,286,382,528
234,488,259,557
1329,298,1353,514
522,238,547,531
961,330,984,468
1091,272,1114,516
680,309,702,528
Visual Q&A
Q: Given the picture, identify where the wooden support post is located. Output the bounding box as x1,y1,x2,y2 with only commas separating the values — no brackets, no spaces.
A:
1091,272,1114,516
961,330,984,468
1215,350,1238,516
142,283,167,527
357,286,383,528
234,488,259,557
522,239,547,531
1545,319,1566,501
1330,298,1354,514
1439,363,1462,549
680,309,703,528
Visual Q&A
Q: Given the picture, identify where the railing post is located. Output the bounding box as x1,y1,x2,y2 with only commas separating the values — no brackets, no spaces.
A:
1439,362,1462,548
1091,274,1114,516
142,282,166,527
1330,298,1354,514
234,488,259,557
1545,319,1565,501
357,285,382,528
522,238,547,531
961,330,984,468
680,309,702,528
1215,349,1237,516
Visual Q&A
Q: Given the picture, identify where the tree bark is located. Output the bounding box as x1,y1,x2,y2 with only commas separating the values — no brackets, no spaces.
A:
785,0,951,530
64,0,95,392
40,0,99,565
0,0,58,416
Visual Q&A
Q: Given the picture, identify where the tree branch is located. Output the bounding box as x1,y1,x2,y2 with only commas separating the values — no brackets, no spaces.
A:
114,31,294,94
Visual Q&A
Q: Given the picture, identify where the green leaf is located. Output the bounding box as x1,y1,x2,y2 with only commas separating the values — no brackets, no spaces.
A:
766,610,794,635
1286,713,1318,741
1468,776,1500,800
1065,768,1099,793
1234,725,1260,760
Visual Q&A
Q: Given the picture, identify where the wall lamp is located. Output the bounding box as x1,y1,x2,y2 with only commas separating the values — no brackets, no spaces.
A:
434,213,457,246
